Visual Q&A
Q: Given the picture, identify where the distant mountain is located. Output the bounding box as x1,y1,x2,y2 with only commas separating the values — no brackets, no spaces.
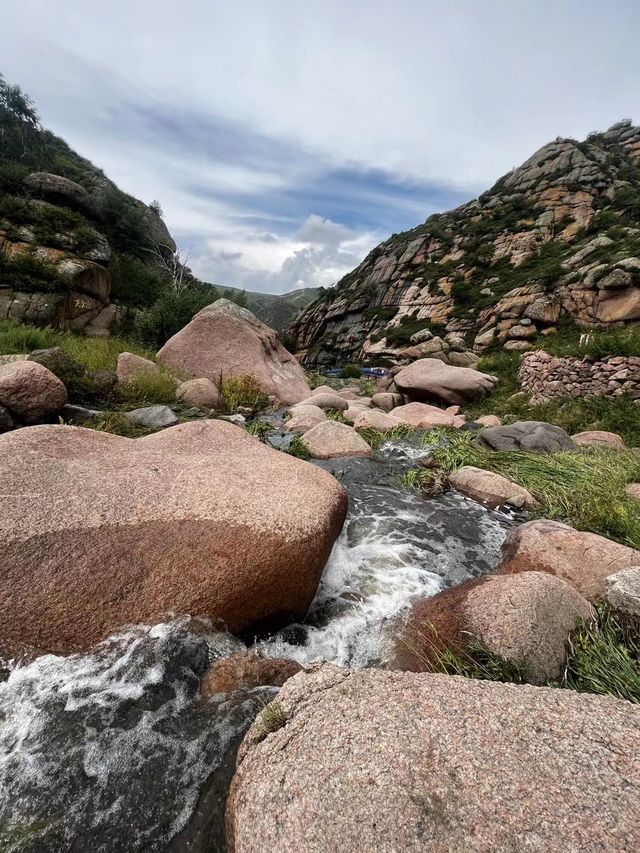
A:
290,120,640,365
210,284,324,332
281,287,323,310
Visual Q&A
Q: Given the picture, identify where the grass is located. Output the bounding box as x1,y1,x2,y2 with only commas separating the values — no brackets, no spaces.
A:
400,467,448,496
415,605,640,703
111,370,177,406
422,428,640,548
246,420,274,440
220,374,269,413
285,435,311,460
82,411,156,438
256,700,287,737
467,348,640,447
357,424,416,450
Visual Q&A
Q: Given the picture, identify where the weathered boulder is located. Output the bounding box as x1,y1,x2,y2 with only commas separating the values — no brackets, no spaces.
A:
474,414,501,427
299,393,348,412
371,392,404,411
312,385,336,395
394,358,497,406
448,466,538,510
301,421,372,459
572,430,625,449
0,421,347,656
176,377,222,410
117,351,161,385
395,571,592,684
157,300,310,405
497,519,640,601
284,404,327,434
352,408,402,431
226,665,640,852
390,401,455,428
200,651,303,697
605,567,640,616
595,287,640,322
0,360,67,423
124,405,178,430
447,350,480,368
23,171,102,221
478,420,577,453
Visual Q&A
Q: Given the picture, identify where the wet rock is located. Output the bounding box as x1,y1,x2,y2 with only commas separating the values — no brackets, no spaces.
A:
394,358,497,406
0,421,347,656
478,420,577,453
176,377,222,410
157,299,310,405
448,466,538,510
0,360,67,423
395,571,592,683
572,430,625,448
226,664,640,852
497,519,640,601
200,651,303,696
301,421,372,459
124,404,178,429
116,351,161,385
605,567,640,616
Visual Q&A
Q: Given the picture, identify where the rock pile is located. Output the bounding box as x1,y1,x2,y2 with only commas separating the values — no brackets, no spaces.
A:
519,349,640,403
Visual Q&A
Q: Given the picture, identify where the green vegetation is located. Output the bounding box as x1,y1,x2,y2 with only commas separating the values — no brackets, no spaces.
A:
357,424,416,450
340,363,361,379
111,370,177,406
256,700,287,737
418,604,640,704
0,252,67,293
400,467,447,496
134,287,217,348
285,435,311,460
422,428,640,548
220,375,269,413
246,420,274,440
82,411,156,438
384,316,445,346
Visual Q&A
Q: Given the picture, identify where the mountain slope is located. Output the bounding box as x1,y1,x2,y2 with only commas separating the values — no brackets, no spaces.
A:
290,120,640,365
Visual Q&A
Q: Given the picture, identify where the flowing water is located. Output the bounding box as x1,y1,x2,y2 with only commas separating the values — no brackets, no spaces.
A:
0,433,514,851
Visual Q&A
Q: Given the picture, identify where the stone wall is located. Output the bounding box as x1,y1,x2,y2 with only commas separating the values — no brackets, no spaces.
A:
518,350,640,404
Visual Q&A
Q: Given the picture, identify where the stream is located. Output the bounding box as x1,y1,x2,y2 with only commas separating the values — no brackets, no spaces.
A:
0,432,513,852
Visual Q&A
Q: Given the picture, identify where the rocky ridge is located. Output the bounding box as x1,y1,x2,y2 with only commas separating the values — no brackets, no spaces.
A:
290,120,640,365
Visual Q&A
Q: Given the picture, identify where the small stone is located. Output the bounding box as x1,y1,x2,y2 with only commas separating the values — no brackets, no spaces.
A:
124,405,178,430
605,567,640,616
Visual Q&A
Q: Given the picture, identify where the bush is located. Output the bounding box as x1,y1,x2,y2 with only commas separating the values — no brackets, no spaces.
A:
109,253,166,308
135,287,215,348
220,375,269,413
340,364,361,379
0,320,58,353
0,252,67,293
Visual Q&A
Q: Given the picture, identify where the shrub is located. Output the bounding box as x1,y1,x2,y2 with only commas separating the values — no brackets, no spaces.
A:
340,364,361,379
221,375,269,413
0,319,58,353
0,252,67,293
109,253,166,308
135,287,216,348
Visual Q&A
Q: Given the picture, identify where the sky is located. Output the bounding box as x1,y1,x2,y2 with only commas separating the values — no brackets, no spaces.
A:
1,1,639,295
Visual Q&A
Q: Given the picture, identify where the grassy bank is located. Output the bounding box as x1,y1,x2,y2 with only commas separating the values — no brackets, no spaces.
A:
421,428,640,548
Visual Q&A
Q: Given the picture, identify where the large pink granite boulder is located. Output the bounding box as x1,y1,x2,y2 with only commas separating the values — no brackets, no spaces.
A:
394,358,497,405
0,360,67,423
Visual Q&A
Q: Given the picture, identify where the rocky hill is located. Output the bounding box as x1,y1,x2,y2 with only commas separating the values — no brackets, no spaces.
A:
290,120,640,366
209,284,320,332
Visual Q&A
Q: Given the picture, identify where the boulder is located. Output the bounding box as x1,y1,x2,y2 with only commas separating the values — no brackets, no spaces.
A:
474,414,501,427
448,466,538,510
200,651,303,697
61,403,101,424
23,171,101,221
447,350,480,368
605,567,640,616
301,421,373,459
352,408,402,431
299,393,348,412
226,665,640,852
371,392,403,412
0,360,67,423
312,385,336,395
395,571,592,684
394,358,497,406
572,430,625,449
390,401,454,428
497,519,640,601
595,287,640,322
336,387,361,398
176,377,222,410
116,351,160,385
28,347,85,386
409,328,433,345
284,404,326,434
478,420,577,453
124,405,178,430
157,299,310,406
0,421,347,656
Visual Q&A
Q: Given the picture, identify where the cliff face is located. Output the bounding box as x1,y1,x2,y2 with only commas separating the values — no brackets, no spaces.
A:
290,120,640,365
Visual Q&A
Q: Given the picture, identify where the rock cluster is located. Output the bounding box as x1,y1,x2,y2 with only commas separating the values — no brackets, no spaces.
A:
519,349,640,403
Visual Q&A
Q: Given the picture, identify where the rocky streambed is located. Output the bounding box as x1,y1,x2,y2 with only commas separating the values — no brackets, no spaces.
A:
0,430,512,852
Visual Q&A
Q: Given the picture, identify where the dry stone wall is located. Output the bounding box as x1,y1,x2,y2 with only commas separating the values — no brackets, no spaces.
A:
519,350,640,403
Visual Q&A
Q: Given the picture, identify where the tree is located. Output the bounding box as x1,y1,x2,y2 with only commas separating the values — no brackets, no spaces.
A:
144,244,194,294
149,199,163,217
0,73,43,162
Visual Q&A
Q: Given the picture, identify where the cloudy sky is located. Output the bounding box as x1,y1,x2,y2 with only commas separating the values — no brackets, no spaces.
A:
1,1,639,294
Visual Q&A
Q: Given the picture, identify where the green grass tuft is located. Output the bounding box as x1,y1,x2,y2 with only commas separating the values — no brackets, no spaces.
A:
220,374,269,413
111,370,177,406
400,467,448,496
357,423,416,450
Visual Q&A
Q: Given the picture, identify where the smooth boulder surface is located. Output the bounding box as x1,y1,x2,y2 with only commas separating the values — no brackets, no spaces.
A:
301,421,373,459
474,414,502,427
157,299,310,405
605,567,640,616
394,572,591,684
0,421,347,656
226,665,640,852
124,404,178,429
352,408,402,431
572,429,626,449
371,392,404,411
393,358,497,405
390,401,455,427
284,404,326,434
478,420,577,453
497,519,640,601
176,377,222,410
116,351,160,384
0,360,67,423
448,466,538,510
299,392,349,412
200,651,303,697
